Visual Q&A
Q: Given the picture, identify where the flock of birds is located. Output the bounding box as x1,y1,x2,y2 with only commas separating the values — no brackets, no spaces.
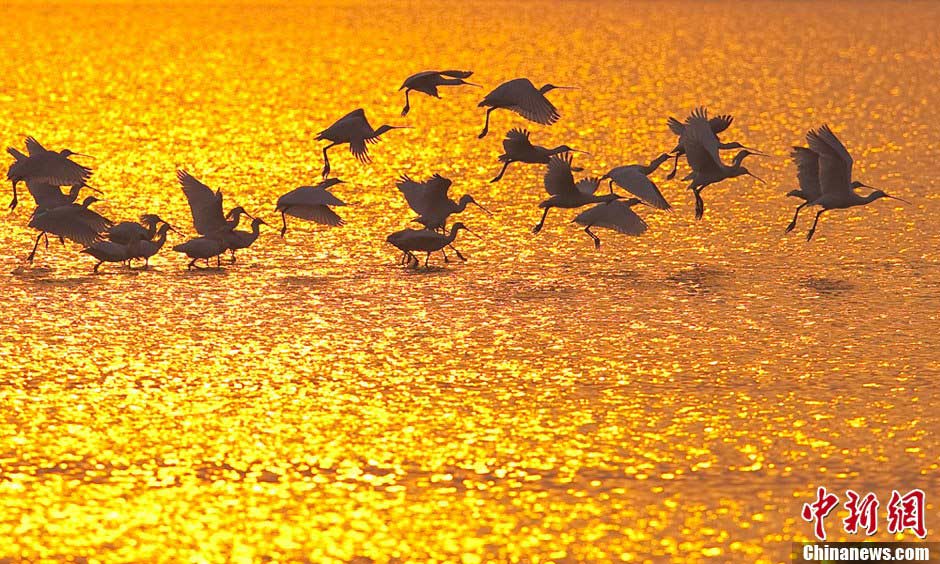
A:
5,71,910,272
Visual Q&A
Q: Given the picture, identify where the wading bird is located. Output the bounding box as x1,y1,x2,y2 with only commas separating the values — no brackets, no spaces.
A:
173,236,228,270
26,196,111,263
317,109,407,178
82,240,136,273
787,125,909,241
399,70,479,116
177,170,252,236
386,223,475,269
107,214,171,246
7,137,94,210
275,178,346,237
665,108,755,180
133,223,175,267
533,153,622,234
573,199,648,249
25,181,100,214
477,78,574,139
223,217,267,263
681,113,764,220
490,128,586,182
397,174,491,231
600,153,672,209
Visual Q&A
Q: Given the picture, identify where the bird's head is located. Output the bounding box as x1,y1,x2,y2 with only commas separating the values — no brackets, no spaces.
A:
866,189,911,205
253,217,269,228
785,189,803,198
227,206,253,220
140,214,163,226
450,222,480,239
81,196,100,207
321,178,345,189
459,194,493,216
156,223,175,236
553,145,590,156
624,197,643,207
731,166,765,184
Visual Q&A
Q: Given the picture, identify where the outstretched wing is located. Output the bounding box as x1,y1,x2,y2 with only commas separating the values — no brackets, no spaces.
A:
807,125,853,195
397,175,437,216
574,201,648,236
606,166,671,210
667,117,685,136
26,181,68,209
496,79,559,125
349,137,371,163
683,113,723,175
502,128,533,155
284,205,345,226
576,177,601,196
25,137,47,155
544,153,576,196
709,114,734,135
30,154,93,187
790,146,822,201
177,170,226,235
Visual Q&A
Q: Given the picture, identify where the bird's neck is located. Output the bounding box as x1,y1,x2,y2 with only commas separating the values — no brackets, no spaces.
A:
646,153,671,173
67,184,83,201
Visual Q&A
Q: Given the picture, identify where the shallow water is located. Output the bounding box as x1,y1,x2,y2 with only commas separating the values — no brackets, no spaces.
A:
1,1,939,562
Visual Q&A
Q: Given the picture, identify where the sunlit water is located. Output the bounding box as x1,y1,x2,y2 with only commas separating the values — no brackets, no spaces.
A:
1,1,939,562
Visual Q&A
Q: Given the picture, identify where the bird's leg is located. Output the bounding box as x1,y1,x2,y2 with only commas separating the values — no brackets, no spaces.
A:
806,209,826,241
478,108,495,139
144,257,150,269
43,233,50,249
532,207,550,234
490,160,511,183
666,154,680,180
27,232,44,263
280,211,289,238
693,188,706,220
230,249,237,264
57,236,64,246
93,261,102,274
216,255,221,268
425,252,431,269
187,258,197,270
449,244,466,262
401,89,411,117
608,179,615,195
321,143,336,179
785,203,808,233
441,247,450,263
585,226,601,249
9,182,17,211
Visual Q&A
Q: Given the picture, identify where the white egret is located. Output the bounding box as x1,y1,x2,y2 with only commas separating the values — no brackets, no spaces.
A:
490,128,587,183
665,108,756,179
789,125,909,241
533,153,622,234
599,153,672,209
399,70,479,116
386,223,476,269
275,178,346,237
316,109,408,178
572,198,648,249
172,237,228,270
477,78,574,139
7,137,93,210
26,196,111,263
223,217,268,263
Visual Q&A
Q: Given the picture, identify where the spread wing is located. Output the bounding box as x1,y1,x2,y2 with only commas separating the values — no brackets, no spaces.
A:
25,137,47,155
544,153,577,196
177,170,226,235
806,125,853,195
667,117,685,136
397,175,438,216
502,128,533,157
29,154,93,187
683,114,723,175
574,201,648,236
284,204,345,226
26,181,69,209
709,114,734,135
576,177,600,196
605,166,671,210
515,86,560,125
790,146,822,201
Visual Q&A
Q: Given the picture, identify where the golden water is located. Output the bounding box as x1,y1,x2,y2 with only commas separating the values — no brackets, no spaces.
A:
1,1,938,562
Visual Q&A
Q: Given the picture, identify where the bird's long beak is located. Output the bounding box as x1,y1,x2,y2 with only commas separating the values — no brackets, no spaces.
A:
464,227,482,239
570,149,591,155
554,85,579,90
473,201,493,216
83,184,103,194
259,219,270,226
464,81,482,88
747,148,774,157
72,153,95,159
886,195,912,205
748,172,766,184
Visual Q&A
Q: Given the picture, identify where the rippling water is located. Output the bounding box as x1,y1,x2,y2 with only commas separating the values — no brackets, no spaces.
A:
1,1,939,561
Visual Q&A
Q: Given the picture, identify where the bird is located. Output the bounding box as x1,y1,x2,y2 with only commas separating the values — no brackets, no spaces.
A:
316,109,407,178
223,217,267,263
490,128,587,183
787,125,909,241
573,198,648,249
7,137,94,211
477,78,574,139
82,240,135,273
680,112,765,220
172,236,229,270
107,214,172,246
26,196,111,263
386,223,476,269
275,178,346,237
599,153,673,209
397,174,492,231
665,108,757,180
25,181,100,214
532,153,622,234
177,170,252,236
133,223,175,267
399,70,479,116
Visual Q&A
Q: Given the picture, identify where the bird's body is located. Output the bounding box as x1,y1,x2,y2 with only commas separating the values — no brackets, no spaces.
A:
665,107,750,180
7,137,93,210
490,128,584,182
399,70,478,116
397,174,491,231
177,170,252,237
26,181,97,215
107,214,169,246
477,78,571,139
82,241,134,273
386,223,473,268
172,236,228,270
680,110,764,219
533,153,622,234
26,196,112,263
316,109,406,178
573,198,648,249
133,223,174,267
275,178,346,237
786,125,908,240
223,218,267,263
600,153,672,210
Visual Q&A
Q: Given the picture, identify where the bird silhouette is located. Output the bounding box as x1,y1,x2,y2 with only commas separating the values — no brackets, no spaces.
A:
223,217,268,263
397,174,491,231
787,125,909,241
316,109,407,178
599,153,672,209
573,198,648,249
477,78,574,139
26,196,111,263
7,137,93,211
275,178,346,237
24,181,101,215
172,237,229,270
82,239,138,273
533,153,622,234
177,170,251,236
399,70,479,116
386,223,476,269
131,223,175,268
490,128,587,183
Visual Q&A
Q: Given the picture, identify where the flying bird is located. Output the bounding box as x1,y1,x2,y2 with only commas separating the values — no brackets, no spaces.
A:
223,217,267,263
665,108,757,180
316,109,407,178
386,223,476,269
7,137,93,210
533,153,622,234
399,70,479,116
177,170,251,236
26,196,111,263
397,174,491,231
275,178,346,237
573,198,648,249
786,125,909,241
477,78,574,139
490,128,586,183
681,111,765,219
599,153,672,210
